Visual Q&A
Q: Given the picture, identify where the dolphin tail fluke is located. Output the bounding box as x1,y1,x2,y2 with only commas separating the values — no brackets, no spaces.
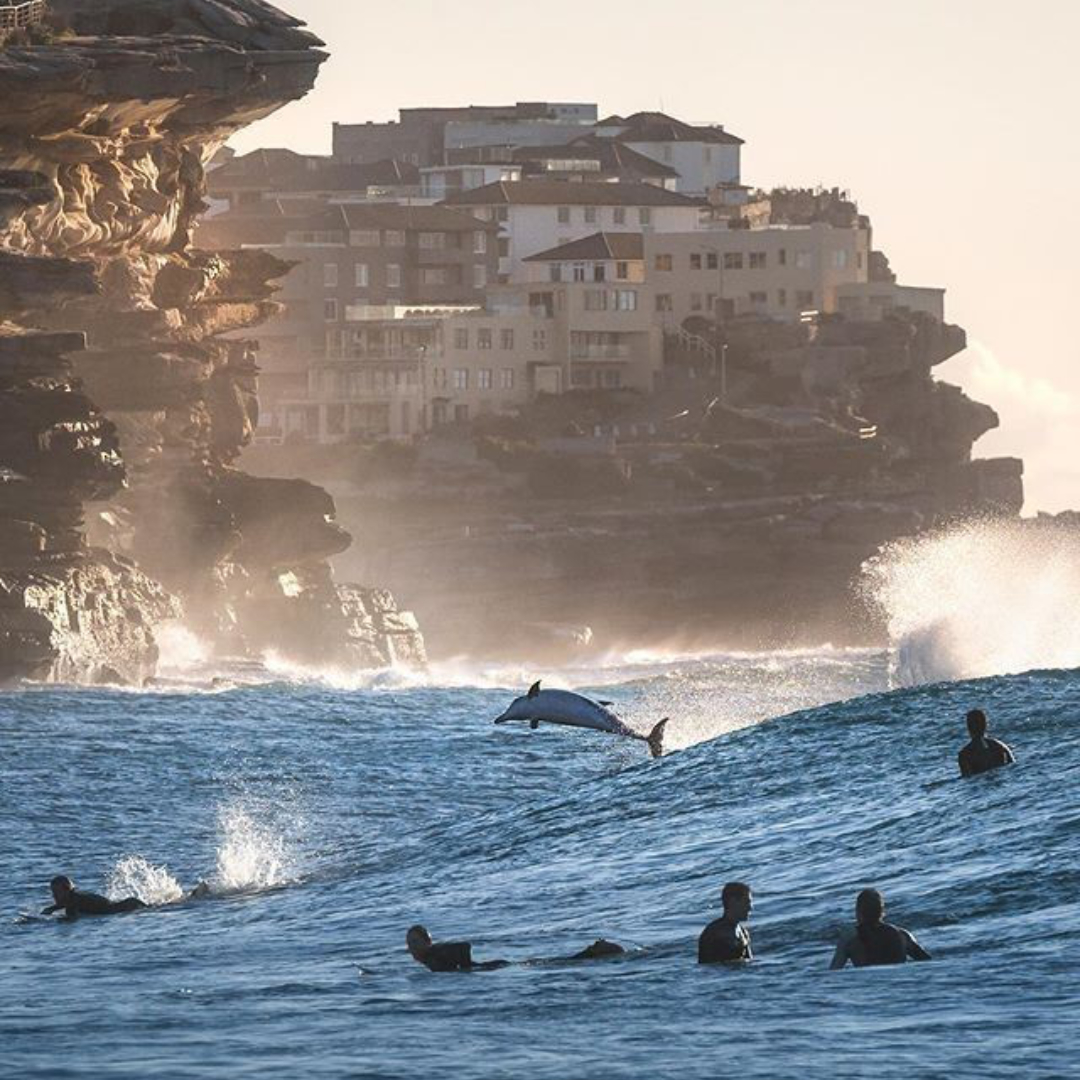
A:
646,718,669,759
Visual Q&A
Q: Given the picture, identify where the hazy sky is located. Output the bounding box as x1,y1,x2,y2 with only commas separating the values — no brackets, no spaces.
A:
234,0,1080,512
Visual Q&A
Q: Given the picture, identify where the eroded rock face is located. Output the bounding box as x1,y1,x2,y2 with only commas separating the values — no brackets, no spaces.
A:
0,2,424,682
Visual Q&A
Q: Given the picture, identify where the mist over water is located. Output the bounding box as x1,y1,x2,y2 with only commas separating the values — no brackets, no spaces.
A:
863,520,1080,685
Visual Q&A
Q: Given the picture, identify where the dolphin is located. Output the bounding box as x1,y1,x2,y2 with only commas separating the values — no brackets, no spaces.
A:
494,681,669,758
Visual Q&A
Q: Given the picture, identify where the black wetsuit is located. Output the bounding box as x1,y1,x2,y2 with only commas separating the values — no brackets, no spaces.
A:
959,737,1014,777
697,918,751,963
853,922,908,966
43,890,146,919
417,941,508,972
570,939,625,960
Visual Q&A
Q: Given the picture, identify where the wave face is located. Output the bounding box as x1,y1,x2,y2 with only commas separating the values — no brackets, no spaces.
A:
863,520,1080,685
2,651,1077,1079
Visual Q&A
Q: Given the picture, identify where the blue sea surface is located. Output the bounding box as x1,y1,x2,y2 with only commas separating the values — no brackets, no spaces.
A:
1,649,1077,1079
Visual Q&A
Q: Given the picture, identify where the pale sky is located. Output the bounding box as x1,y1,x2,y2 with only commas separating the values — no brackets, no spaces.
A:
234,0,1080,512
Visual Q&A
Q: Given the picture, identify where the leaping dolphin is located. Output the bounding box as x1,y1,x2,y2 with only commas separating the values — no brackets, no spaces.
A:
494,681,669,758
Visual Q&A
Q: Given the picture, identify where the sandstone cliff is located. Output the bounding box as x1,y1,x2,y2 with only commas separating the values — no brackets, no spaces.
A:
0,1,424,683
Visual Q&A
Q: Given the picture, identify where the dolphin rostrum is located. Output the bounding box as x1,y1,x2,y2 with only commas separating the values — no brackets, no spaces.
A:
494,681,669,758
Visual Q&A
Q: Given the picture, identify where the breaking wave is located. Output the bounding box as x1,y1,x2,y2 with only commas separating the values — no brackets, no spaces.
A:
862,519,1080,685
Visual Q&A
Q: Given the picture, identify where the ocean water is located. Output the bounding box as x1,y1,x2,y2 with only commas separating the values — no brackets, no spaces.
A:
2,643,1077,1080
3,523,1080,1079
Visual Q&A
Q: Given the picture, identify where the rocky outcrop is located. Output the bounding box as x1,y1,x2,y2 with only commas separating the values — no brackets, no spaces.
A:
0,2,424,683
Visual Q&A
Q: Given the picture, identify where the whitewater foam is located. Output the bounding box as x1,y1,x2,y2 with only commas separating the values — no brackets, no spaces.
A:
862,519,1080,685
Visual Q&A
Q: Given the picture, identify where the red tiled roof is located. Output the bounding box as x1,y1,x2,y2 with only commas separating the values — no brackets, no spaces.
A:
524,232,645,262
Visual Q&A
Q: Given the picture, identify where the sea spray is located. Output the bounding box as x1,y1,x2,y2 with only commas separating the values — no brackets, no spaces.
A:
105,855,184,905
862,519,1080,685
211,802,301,893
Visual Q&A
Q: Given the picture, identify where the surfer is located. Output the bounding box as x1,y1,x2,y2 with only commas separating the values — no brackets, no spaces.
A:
697,881,753,963
829,888,931,968
41,875,147,919
958,709,1015,777
406,925,510,972
495,681,669,757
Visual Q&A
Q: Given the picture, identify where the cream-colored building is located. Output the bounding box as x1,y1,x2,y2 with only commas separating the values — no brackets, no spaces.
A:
835,281,945,322
642,222,871,326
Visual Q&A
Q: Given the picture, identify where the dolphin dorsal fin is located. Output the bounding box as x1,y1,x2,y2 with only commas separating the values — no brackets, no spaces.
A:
527,680,542,699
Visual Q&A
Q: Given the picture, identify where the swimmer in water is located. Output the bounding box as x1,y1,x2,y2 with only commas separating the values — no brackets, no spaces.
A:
697,881,753,964
41,875,147,919
406,925,510,972
830,888,932,969
958,709,1015,778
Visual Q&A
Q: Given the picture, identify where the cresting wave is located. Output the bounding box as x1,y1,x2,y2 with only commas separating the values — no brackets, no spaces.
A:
862,519,1080,686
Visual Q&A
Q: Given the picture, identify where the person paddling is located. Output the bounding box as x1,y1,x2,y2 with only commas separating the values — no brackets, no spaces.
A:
958,709,1015,777
830,888,931,968
41,875,147,919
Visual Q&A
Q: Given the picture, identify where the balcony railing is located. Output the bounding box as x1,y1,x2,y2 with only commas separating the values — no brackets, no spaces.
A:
0,0,46,30
570,344,631,360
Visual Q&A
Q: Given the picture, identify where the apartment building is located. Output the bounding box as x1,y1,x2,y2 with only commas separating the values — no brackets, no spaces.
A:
205,148,419,214
593,112,744,194
510,137,680,188
332,103,598,167
835,282,946,322
641,223,872,326
420,162,522,200
441,180,706,281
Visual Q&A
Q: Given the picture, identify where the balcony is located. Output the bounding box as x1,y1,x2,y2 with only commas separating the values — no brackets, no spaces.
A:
570,344,631,360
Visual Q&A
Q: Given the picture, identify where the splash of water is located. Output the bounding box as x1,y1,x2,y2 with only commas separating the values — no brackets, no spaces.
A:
210,803,298,894
862,519,1080,685
105,855,184,905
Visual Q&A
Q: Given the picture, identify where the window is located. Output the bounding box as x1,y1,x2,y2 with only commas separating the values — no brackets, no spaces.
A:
602,369,622,389
478,368,493,390
795,251,813,270
474,264,488,289
500,328,514,350
584,289,609,312
453,328,469,350
724,252,744,270
654,254,673,271
778,248,787,266
584,206,598,224
655,294,673,313
478,328,493,350
749,252,767,269
386,264,402,288
638,207,652,226
615,261,629,280
452,368,469,390
614,289,638,311
613,207,627,225
707,252,719,270
749,291,767,304
557,206,571,224
690,253,702,270
384,230,406,246
421,268,448,285
777,288,787,307
572,262,587,283
533,329,547,351
497,238,510,257
323,263,338,288
494,207,509,223
419,232,447,249
550,264,563,283
796,290,815,308
833,249,850,269
350,229,380,246
473,231,487,254
354,263,369,287
500,368,515,389
323,299,338,321
690,293,703,312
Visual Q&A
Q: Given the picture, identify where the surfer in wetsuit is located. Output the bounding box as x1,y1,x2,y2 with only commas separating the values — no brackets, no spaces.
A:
958,709,1015,777
698,881,753,964
41,875,147,919
830,888,931,969
406,925,510,972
